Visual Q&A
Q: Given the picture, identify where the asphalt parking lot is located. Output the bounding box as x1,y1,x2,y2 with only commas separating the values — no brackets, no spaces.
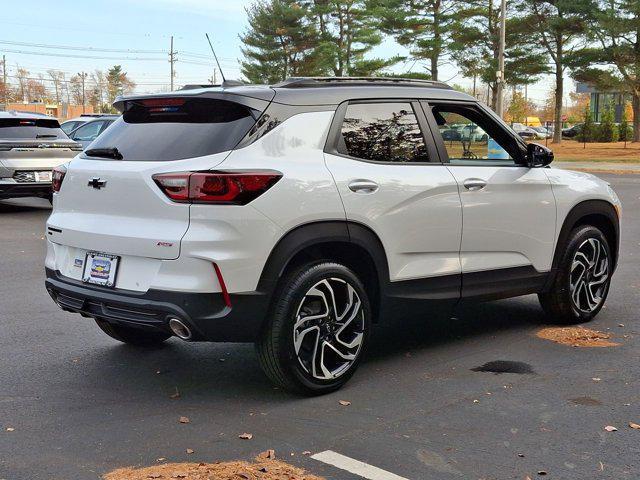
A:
1,173,638,480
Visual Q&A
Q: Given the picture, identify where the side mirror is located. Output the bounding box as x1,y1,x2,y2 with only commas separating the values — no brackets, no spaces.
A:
526,143,554,168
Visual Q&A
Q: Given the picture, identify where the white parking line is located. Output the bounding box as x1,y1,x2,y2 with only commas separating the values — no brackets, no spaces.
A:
311,450,410,480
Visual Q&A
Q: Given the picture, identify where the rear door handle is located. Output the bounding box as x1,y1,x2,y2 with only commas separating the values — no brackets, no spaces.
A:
348,180,379,193
463,178,487,191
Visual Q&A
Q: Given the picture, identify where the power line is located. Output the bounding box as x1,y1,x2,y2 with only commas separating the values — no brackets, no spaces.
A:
2,48,170,62
0,39,167,54
0,48,168,62
0,38,236,61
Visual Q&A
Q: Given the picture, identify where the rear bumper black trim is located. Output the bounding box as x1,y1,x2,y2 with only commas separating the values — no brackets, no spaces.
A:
0,183,51,198
45,268,269,342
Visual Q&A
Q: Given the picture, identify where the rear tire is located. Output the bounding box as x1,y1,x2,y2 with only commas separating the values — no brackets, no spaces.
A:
256,261,371,395
539,225,612,324
95,318,171,346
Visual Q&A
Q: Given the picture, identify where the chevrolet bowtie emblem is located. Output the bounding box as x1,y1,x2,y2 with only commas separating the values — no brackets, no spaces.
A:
88,177,107,189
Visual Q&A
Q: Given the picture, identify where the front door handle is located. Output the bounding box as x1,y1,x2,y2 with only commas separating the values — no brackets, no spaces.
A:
463,178,487,191
348,180,379,193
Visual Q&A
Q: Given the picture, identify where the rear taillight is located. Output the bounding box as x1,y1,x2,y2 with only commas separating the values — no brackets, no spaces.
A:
152,171,281,205
52,165,66,193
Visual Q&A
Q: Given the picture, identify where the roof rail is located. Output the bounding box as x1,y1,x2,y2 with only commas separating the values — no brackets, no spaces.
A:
273,77,452,90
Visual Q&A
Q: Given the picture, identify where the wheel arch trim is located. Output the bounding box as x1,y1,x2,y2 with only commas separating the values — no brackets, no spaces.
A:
552,200,620,275
256,220,390,295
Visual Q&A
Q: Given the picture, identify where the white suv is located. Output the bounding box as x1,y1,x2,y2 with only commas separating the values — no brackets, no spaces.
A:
45,78,621,394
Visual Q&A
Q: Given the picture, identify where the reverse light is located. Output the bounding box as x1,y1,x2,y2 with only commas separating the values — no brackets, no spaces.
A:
52,165,67,193
152,171,282,205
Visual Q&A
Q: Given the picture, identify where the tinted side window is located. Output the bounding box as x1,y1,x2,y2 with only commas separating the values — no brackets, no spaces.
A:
338,102,429,163
84,98,260,161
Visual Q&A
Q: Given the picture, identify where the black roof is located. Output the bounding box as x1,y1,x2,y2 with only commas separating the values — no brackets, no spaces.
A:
114,76,475,109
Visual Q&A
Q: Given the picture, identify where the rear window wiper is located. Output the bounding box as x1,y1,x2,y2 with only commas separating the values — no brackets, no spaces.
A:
85,147,123,160
36,134,58,138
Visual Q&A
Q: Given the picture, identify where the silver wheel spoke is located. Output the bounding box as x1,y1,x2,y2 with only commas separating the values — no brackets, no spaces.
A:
569,237,609,314
292,277,366,381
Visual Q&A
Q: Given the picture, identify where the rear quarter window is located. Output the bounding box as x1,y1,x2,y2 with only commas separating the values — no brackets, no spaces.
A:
84,98,259,161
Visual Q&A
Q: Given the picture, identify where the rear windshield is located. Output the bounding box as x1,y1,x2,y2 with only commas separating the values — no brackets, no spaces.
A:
84,97,260,161
0,118,67,139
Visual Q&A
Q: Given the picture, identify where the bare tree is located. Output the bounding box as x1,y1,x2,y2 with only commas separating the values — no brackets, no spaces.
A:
15,65,29,102
47,70,66,104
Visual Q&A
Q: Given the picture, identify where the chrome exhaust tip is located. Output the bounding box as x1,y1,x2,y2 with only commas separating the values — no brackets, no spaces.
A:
168,318,192,341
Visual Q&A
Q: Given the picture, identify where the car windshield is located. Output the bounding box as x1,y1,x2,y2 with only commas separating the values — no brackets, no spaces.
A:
84,98,260,161
0,118,67,139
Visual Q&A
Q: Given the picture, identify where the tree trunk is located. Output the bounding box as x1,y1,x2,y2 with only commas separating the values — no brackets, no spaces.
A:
431,56,438,82
490,83,498,111
633,92,640,142
432,0,440,81
552,64,563,144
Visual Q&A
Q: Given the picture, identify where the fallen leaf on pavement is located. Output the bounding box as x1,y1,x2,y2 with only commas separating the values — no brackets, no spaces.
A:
156,458,165,463
302,451,311,456
599,461,604,471
104,458,324,480
258,449,275,459
338,400,351,406
536,327,618,347
537,471,547,476
238,433,253,440
186,449,194,454
6,427,15,432
179,417,190,424
629,422,640,430
592,378,601,382
604,425,618,432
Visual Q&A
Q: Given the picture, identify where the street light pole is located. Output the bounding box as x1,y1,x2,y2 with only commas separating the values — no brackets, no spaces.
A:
495,0,506,118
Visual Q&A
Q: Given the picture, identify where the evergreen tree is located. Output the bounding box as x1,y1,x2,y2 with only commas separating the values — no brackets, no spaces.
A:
106,65,135,106
516,0,590,144
305,0,399,76
450,0,549,112
598,106,618,142
369,0,458,80
578,104,594,142
571,0,640,141
240,0,322,84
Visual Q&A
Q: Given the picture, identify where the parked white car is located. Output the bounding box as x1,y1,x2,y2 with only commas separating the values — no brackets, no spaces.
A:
45,77,621,394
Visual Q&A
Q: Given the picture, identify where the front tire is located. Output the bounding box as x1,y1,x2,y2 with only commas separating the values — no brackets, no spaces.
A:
95,318,171,346
256,262,371,395
539,225,612,324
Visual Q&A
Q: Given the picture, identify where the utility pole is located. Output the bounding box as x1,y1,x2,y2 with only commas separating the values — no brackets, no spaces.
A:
169,36,176,91
78,71,87,113
2,55,7,111
495,0,507,118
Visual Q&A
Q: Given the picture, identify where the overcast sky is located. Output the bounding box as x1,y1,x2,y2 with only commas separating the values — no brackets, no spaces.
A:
1,0,562,104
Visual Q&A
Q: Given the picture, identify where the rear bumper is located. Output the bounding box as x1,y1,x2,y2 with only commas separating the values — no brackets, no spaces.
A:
45,268,269,342
0,182,51,199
